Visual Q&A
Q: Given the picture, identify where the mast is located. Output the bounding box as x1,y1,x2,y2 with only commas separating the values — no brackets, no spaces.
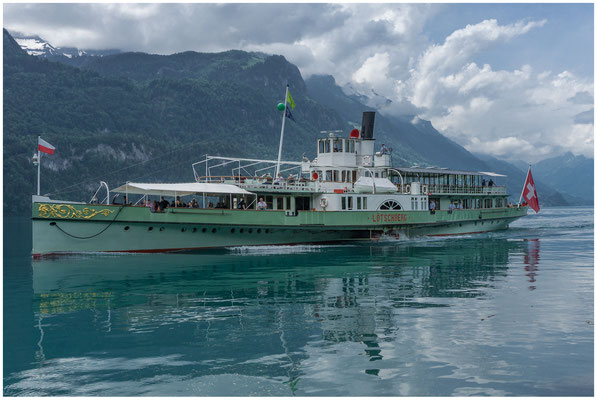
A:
37,136,41,196
275,85,289,178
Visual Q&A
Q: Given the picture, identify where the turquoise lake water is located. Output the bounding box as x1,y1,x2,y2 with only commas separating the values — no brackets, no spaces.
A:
3,207,593,396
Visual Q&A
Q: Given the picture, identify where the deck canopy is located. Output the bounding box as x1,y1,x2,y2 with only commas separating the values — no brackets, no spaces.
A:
112,182,254,197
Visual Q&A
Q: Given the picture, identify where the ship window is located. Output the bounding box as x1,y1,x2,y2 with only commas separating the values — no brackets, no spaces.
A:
285,197,291,210
352,170,357,182
319,140,324,154
382,171,387,178
342,170,347,182
375,172,379,178
347,196,353,210
357,197,361,210
333,170,340,182
276,197,284,210
411,198,415,209
333,139,342,152
350,140,355,153
341,197,346,210
363,197,367,209
265,195,273,210
324,140,330,153
380,200,402,210
326,170,332,181
345,140,350,152
181,228,186,232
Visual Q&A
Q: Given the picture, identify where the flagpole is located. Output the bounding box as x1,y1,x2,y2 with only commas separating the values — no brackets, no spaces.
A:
518,164,531,205
37,136,41,196
275,85,289,178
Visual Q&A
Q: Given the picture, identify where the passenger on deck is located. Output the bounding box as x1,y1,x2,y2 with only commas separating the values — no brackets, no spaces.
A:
160,197,169,210
238,197,247,210
287,174,295,184
274,173,284,185
265,173,273,185
488,179,494,187
191,199,199,208
122,196,130,206
482,179,486,187
151,200,157,213
257,198,267,210
380,143,388,155
429,199,436,215
448,202,455,214
208,202,214,208
457,201,463,209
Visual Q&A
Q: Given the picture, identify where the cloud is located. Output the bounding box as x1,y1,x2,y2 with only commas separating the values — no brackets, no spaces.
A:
3,4,593,162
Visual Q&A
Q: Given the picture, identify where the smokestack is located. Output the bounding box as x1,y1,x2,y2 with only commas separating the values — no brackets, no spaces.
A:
360,111,375,139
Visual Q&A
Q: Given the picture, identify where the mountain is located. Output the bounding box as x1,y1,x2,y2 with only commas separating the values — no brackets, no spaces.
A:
10,31,120,66
3,29,348,216
533,152,594,204
4,29,584,216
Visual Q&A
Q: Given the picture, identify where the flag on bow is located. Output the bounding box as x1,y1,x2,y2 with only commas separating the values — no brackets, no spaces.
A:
286,90,295,110
522,167,540,213
38,137,55,155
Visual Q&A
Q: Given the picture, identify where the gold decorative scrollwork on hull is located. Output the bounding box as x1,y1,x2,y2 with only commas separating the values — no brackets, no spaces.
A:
38,204,115,219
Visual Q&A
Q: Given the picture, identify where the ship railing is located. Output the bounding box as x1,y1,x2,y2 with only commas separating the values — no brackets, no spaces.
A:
197,175,317,191
423,184,507,195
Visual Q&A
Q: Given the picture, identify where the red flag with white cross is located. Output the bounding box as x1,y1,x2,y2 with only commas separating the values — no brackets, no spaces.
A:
522,167,540,213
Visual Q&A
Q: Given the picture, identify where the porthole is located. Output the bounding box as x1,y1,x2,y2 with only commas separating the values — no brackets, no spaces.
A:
181,228,186,232
231,228,235,234
124,226,130,231
202,228,207,233
265,229,270,234
49,222,56,226
160,227,165,232
248,228,253,233
257,228,262,234
459,223,462,227
212,228,216,233
148,226,153,231
240,228,244,233
192,227,197,233
481,221,484,225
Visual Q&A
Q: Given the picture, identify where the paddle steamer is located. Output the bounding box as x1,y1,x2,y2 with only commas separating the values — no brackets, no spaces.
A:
32,111,528,256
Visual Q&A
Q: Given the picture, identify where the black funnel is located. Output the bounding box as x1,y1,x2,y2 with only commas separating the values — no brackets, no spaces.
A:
360,111,376,139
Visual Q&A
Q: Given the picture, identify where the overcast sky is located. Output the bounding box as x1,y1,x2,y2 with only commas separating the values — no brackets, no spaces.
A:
4,3,594,162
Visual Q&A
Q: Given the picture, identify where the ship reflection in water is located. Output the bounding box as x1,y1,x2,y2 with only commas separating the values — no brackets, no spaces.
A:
20,237,565,396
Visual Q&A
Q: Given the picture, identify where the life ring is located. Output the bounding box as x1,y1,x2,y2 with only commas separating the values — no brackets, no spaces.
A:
405,184,411,194
312,172,318,180
320,197,328,209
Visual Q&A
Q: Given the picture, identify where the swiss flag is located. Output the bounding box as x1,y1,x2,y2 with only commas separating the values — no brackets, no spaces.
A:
38,137,55,155
522,168,540,213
